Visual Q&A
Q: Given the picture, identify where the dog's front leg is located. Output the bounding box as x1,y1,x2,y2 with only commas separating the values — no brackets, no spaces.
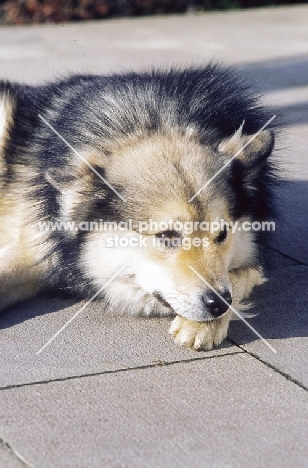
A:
169,312,232,351
228,267,266,308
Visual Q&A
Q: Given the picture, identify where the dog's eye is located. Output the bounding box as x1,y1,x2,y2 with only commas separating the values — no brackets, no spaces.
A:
155,230,181,248
215,226,228,244
156,230,178,239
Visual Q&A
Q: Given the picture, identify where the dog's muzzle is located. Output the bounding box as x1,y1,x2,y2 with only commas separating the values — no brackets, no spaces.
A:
202,290,232,317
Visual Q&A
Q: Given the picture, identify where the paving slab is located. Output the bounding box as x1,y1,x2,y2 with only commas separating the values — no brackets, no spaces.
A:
0,296,239,389
271,179,308,265
0,6,308,83
0,6,308,467
229,260,308,388
0,354,307,468
0,248,300,390
0,440,26,468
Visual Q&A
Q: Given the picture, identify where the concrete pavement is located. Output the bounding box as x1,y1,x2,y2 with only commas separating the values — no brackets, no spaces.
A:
0,5,308,467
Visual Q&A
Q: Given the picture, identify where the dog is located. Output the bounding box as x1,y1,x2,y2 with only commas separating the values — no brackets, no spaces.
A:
0,65,277,350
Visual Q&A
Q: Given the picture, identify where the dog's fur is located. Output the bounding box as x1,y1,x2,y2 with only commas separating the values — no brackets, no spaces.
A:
0,65,277,350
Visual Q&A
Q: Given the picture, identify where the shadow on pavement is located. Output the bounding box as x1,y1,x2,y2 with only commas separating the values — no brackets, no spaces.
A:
236,54,308,126
237,54,308,92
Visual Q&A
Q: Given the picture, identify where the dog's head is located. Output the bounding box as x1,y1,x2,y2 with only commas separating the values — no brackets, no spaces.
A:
47,126,274,321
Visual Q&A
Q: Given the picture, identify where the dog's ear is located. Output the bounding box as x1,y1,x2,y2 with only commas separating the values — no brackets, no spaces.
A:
45,167,80,194
45,163,107,196
45,149,109,195
45,167,96,222
45,165,108,222
218,123,275,168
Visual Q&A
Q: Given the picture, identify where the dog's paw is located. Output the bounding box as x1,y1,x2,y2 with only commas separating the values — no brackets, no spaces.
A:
169,313,231,351
229,267,266,307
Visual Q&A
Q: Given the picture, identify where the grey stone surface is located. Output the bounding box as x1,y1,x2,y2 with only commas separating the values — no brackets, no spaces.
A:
271,179,308,265
0,354,307,468
0,5,308,467
0,6,308,84
0,440,27,468
0,296,239,388
229,262,308,388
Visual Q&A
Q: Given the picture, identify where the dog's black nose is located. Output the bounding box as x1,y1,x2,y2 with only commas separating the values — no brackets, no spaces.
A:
202,290,232,317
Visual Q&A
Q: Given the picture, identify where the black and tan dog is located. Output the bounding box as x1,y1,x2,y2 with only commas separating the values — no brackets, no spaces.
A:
0,65,276,350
